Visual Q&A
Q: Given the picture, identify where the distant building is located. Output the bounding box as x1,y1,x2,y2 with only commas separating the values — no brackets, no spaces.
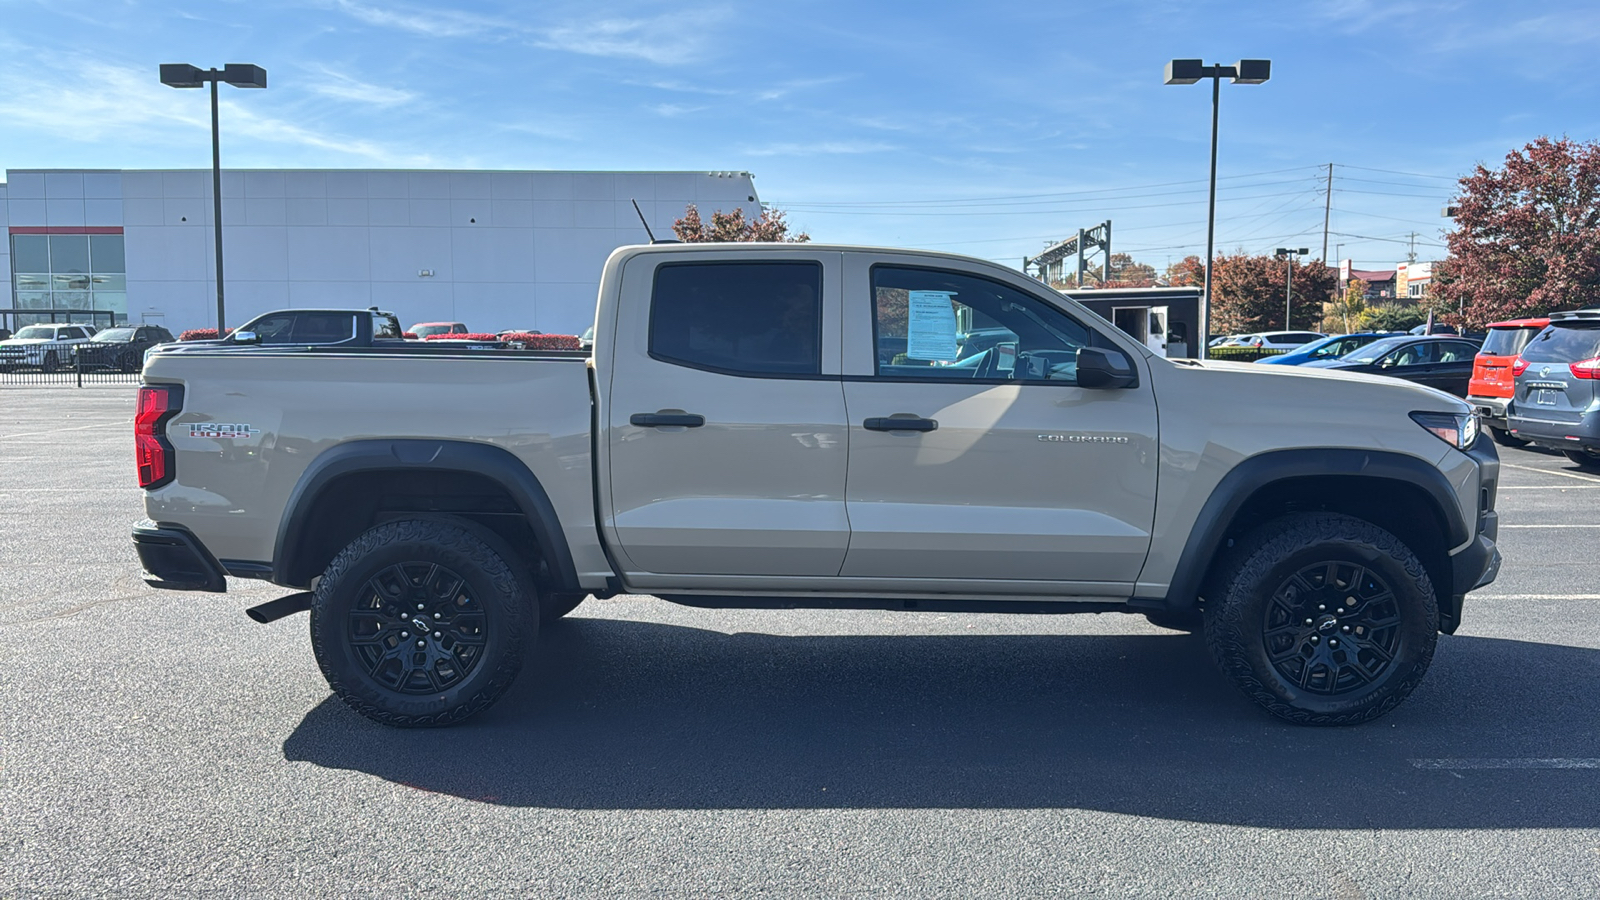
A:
1397,260,1436,299
1,168,760,335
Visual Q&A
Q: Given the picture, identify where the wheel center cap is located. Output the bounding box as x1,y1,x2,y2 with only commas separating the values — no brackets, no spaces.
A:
411,617,431,632
1316,615,1339,633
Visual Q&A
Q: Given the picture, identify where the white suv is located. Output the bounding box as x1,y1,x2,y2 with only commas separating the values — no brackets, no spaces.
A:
0,323,96,371
1226,331,1326,350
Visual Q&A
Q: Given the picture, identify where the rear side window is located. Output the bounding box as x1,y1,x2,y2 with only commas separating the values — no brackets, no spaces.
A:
294,314,356,343
1480,326,1541,356
1522,324,1600,363
649,262,823,377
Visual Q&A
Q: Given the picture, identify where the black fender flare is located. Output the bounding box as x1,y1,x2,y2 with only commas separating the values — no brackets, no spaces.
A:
272,439,580,591
1146,448,1470,611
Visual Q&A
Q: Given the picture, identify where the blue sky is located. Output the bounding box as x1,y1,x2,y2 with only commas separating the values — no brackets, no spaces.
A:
1,0,1597,272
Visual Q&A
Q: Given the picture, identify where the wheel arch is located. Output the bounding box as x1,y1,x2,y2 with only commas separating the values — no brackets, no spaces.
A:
1151,448,1468,623
273,439,580,593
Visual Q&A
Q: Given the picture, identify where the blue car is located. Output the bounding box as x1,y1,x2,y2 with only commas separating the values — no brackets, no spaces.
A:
1255,332,1398,366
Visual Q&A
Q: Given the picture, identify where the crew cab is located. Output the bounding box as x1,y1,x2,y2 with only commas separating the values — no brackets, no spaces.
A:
133,243,1500,729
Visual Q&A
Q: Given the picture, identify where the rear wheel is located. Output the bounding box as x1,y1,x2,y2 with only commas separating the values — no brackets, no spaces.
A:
310,519,533,727
1203,512,1438,725
1490,426,1529,448
1564,449,1600,472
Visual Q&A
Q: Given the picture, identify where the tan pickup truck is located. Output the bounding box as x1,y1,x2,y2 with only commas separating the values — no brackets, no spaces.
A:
133,243,1501,728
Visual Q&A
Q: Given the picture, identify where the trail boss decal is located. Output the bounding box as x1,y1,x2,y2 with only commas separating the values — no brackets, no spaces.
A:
189,423,260,439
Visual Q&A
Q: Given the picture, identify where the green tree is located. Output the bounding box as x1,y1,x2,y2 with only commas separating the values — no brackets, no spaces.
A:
672,204,810,242
1359,302,1426,333
1325,279,1368,334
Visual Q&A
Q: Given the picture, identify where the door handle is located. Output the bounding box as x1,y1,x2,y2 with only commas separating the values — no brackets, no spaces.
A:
630,412,706,428
863,416,938,432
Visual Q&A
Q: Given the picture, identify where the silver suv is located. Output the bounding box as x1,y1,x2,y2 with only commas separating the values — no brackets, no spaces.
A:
1509,309,1600,470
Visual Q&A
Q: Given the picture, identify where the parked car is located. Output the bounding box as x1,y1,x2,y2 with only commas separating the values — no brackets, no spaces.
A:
160,309,404,360
73,324,178,372
1467,317,1550,446
0,327,11,342
0,323,96,371
410,322,468,339
1507,309,1600,471
1306,334,1484,396
578,325,595,351
1256,332,1397,366
497,328,541,340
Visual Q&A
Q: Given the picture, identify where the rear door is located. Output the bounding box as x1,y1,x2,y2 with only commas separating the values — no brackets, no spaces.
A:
603,250,850,584
836,255,1158,593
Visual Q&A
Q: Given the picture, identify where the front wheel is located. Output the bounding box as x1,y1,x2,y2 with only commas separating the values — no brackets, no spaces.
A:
1203,512,1438,726
1490,426,1529,448
310,519,534,727
1563,449,1600,473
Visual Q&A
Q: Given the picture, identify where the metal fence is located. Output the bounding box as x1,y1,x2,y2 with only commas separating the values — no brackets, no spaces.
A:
0,343,143,386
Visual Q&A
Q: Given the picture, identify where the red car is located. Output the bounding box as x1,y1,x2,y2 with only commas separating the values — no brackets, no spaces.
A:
1468,317,1549,446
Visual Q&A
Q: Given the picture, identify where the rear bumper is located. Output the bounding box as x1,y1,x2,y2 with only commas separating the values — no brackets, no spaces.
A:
1468,394,1511,427
1509,407,1600,451
132,522,227,592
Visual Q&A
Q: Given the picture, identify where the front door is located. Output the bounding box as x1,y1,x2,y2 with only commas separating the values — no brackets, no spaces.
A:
839,258,1159,593
604,252,851,582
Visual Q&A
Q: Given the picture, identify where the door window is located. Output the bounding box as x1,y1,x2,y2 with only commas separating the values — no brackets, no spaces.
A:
649,262,823,377
1437,342,1478,363
1384,342,1436,367
872,265,1103,384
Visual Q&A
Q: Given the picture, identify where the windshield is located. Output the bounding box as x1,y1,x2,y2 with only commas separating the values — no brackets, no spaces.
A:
13,326,59,340
91,328,136,342
1522,324,1600,363
412,324,454,337
1480,326,1542,357
1342,336,1413,364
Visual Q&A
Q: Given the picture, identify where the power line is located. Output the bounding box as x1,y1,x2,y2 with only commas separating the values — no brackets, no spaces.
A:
768,165,1322,207
1334,163,1459,181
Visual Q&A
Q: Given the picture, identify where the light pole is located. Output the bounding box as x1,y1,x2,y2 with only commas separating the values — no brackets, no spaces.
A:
1163,58,1270,357
1275,247,1308,330
159,63,267,334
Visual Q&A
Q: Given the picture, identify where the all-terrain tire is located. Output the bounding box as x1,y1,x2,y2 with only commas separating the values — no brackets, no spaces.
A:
1563,449,1600,473
310,519,534,727
1203,512,1438,726
1490,426,1529,448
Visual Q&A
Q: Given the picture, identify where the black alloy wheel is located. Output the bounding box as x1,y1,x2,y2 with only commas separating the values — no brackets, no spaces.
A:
310,519,533,727
1204,512,1438,725
1260,561,1401,695
347,561,488,694
1563,449,1600,473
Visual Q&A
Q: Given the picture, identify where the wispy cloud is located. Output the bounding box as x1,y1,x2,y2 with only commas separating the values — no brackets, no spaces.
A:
0,56,437,166
739,140,898,157
304,65,417,107
651,103,705,117
328,0,509,38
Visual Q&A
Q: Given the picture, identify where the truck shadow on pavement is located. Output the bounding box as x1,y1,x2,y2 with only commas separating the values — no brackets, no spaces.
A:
283,617,1600,827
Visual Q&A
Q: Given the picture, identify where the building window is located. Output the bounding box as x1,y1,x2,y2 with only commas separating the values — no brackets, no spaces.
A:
8,232,126,327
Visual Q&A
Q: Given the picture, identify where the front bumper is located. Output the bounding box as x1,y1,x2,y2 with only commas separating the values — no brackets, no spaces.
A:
133,522,227,592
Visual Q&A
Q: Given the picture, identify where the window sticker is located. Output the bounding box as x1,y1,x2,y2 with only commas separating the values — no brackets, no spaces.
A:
906,291,959,361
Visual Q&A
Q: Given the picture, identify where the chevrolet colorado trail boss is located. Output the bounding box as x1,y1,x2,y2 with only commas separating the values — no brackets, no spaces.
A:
133,243,1501,728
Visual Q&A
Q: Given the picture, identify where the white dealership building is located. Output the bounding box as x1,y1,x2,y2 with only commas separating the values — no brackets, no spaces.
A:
0,168,760,336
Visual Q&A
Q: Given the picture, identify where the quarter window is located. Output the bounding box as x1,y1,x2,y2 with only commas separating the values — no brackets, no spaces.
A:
649,262,823,377
872,265,1104,384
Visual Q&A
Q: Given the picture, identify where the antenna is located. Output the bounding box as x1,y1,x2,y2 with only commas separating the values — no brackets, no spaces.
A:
631,199,657,243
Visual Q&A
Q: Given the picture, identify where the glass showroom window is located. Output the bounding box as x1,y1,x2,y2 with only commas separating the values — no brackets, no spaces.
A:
8,233,126,326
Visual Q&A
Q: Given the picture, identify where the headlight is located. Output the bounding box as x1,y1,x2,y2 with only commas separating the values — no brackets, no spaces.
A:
1410,411,1479,450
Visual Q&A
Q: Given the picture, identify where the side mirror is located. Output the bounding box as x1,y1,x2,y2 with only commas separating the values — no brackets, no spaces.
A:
232,331,260,344
1077,347,1137,389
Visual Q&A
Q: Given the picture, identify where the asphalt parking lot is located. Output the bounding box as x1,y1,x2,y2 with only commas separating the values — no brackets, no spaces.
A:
4,385,1599,897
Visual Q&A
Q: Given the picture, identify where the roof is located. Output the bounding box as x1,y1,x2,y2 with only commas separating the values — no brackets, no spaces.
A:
1484,318,1551,329
1348,269,1396,281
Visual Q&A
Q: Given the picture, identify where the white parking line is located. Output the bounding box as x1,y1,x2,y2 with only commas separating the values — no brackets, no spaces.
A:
1496,485,1600,490
0,422,124,441
1411,758,1600,770
1473,594,1600,600
1501,463,1600,485
1500,524,1600,528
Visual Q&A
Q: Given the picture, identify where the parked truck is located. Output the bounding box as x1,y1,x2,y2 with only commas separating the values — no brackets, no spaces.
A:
133,243,1501,728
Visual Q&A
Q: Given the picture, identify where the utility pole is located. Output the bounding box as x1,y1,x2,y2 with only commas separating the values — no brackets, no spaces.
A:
1321,163,1333,261
1406,232,1418,264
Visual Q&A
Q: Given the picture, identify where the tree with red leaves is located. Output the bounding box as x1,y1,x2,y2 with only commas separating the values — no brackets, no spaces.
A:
1432,137,1600,326
672,204,810,243
1205,252,1337,334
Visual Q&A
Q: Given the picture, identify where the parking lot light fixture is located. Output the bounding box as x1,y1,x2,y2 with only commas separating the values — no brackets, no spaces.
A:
1275,247,1309,330
159,63,268,334
1164,58,1271,357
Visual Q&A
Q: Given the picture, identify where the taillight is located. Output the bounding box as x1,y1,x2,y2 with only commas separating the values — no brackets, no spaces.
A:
1511,357,1530,377
135,384,183,489
1571,357,1600,380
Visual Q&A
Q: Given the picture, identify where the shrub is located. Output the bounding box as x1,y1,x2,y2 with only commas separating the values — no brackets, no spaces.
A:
401,331,418,340
1207,346,1288,363
178,328,233,341
501,333,582,350
423,332,501,341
